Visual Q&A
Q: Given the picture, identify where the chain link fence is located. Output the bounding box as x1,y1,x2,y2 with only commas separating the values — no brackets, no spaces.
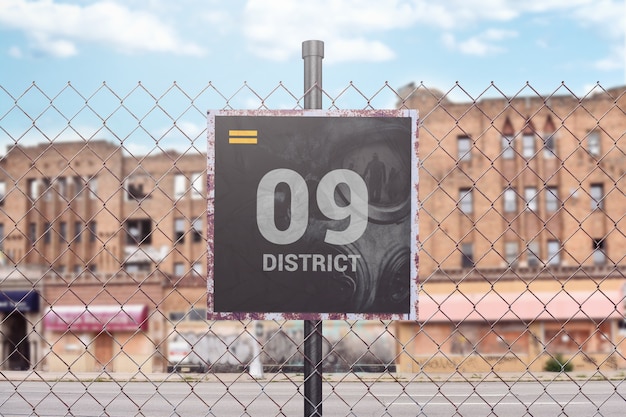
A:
0,81,625,416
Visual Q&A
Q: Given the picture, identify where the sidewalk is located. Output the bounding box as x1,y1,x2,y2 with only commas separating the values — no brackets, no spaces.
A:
2,370,625,383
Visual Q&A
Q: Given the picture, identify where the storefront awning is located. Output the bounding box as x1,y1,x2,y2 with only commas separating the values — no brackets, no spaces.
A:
0,290,40,313
420,290,624,323
43,305,149,332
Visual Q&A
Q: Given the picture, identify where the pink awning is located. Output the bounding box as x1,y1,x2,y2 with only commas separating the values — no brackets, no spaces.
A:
419,290,624,323
44,305,149,332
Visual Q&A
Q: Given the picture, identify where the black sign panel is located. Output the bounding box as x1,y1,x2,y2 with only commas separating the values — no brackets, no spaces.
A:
208,110,418,319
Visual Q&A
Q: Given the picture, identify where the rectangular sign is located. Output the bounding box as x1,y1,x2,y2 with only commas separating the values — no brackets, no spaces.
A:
0,290,40,313
207,109,419,320
43,305,149,332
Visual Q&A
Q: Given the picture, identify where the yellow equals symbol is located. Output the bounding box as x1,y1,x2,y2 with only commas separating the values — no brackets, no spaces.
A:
229,130,258,144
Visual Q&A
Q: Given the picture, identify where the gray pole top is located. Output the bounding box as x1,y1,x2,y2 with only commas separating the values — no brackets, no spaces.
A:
302,40,324,110
302,40,324,59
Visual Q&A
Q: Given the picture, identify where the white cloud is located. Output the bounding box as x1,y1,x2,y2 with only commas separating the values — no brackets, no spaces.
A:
0,0,205,58
571,0,625,39
153,119,206,151
2,0,623,76
415,0,595,28
33,35,78,58
329,39,396,62
241,0,419,63
410,0,519,29
8,46,23,59
594,45,625,71
428,0,624,72
120,141,151,157
459,39,502,56
411,0,623,44
241,0,623,64
569,1,625,74
443,29,517,56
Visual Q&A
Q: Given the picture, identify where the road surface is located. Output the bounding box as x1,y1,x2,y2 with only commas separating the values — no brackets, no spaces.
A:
1,380,625,416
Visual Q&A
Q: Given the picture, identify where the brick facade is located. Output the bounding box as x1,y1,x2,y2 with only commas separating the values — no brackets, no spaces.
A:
394,85,626,372
0,141,206,372
0,141,206,277
401,85,626,275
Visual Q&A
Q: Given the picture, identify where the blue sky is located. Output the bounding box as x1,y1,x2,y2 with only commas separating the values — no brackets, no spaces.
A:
0,0,625,154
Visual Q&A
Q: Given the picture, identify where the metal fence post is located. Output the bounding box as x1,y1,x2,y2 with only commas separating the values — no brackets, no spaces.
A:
302,39,324,417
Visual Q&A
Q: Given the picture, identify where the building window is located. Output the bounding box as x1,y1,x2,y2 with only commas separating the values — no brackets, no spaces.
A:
522,134,535,158
174,262,185,277
125,219,152,245
127,181,146,200
72,176,84,198
125,171,153,201
461,243,474,268
192,262,203,276
590,183,604,210
174,218,185,243
0,181,5,206
459,188,473,214
125,262,151,273
168,311,186,322
544,324,592,354
87,176,98,200
504,188,517,213
28,222,37,245
543,133,556,158
191,172,203,199
170,308,208,322
43,223,51,244
187,308,207,321
527,241,540,267
546,187,559,212
547,240,561,266
524,187,538,211
0,223,4,250
59,221,67,243
587,130,601,156
43,178,52,201
504,242,518,266
192,218,203,243
458,136,471,161
174,174,186,199
88,221,97,243
56,177,67,200
592,238,606,265
74,221,82,243
501,135,515,159
28,179,39,201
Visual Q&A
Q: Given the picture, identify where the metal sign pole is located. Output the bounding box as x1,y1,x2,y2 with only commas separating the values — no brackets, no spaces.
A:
302,39,324,417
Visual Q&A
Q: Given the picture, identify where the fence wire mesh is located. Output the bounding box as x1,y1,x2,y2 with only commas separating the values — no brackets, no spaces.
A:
0,81,625,416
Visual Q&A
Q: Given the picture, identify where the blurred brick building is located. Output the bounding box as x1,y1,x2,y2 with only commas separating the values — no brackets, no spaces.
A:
0,140,206,275
1,85,625,374
395,85,626,372
0,141,206,372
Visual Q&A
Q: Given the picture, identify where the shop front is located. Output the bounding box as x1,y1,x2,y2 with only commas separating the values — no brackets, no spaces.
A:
43,304,155,373
395,287,625,373
0,290,40,370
